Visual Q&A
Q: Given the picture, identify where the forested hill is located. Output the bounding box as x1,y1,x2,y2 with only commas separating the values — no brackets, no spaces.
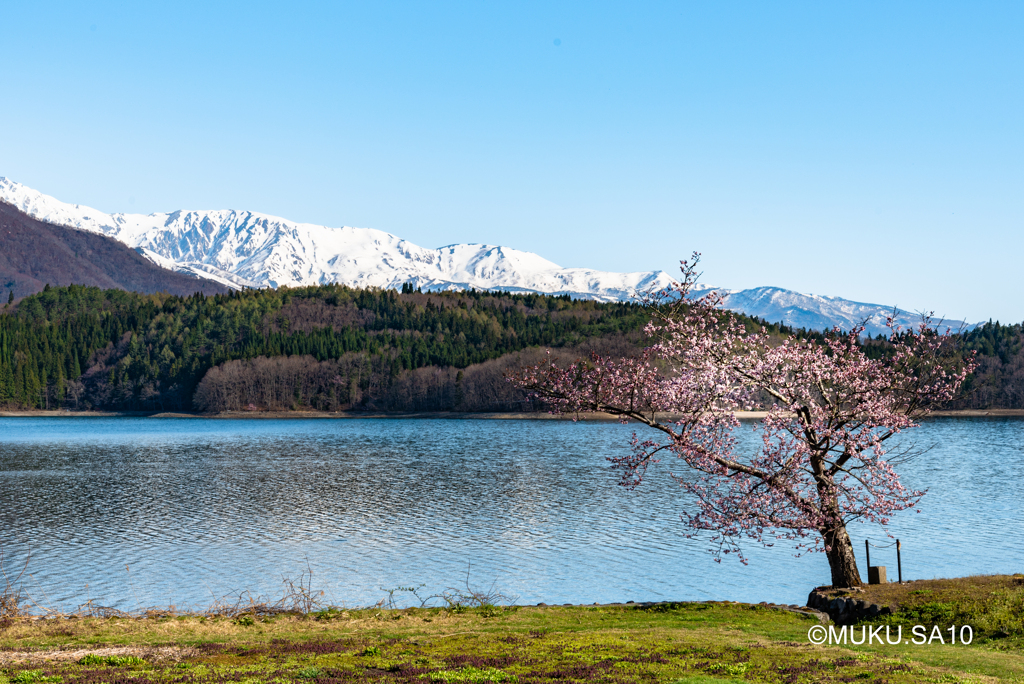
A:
950,320,1024,409
0,284,659,412
1,283,1019,413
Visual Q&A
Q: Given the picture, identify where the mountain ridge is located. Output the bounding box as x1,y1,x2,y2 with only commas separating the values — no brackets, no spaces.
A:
0,200,228,301
0,177,972,336
0,178,674,302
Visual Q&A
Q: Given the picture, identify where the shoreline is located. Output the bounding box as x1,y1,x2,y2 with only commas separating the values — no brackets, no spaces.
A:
2,574,1018,625
0,409,658,420
1,575,1021,683
3,408,1024,419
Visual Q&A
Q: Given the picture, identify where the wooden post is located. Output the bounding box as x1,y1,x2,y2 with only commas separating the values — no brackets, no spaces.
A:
865,540,871,572
897,539,902,583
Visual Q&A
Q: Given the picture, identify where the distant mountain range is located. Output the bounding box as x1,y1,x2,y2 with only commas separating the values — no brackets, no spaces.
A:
0,178,972,336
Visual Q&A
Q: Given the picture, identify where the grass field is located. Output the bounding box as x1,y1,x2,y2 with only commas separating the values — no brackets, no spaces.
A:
2,596,1022,684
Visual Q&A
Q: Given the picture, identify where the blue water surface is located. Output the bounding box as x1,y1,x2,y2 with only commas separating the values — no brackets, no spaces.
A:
0,416,1021,610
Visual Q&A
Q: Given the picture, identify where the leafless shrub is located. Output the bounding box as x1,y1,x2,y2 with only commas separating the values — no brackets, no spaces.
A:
379,584,429,611
0,556,336,621
379,563,518,612
0,550,30,619
205,559,329,618
436,563,519,610
1,554,517,622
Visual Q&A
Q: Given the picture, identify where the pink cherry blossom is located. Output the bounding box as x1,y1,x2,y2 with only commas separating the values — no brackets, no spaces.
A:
509,254,975,587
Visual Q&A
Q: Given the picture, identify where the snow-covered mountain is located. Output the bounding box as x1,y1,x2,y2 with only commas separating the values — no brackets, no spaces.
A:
0,178,674,301
715,287,971,338
0,178,971,336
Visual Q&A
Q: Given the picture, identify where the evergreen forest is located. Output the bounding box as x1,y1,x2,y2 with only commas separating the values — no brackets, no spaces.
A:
0,284,652,412
0,284,1020,413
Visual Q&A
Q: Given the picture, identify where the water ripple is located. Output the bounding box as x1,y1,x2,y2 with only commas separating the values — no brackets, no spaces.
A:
1,416,1022,610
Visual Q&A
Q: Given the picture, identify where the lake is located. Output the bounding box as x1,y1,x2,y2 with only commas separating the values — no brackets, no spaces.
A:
1,417,1022,611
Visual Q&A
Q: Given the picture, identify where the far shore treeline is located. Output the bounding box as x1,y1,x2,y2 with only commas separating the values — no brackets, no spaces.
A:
0,283,1019,412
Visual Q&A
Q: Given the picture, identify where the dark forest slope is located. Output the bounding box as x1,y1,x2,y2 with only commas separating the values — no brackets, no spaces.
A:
2,282,1018,413
949,320,1024,408
0,200,227,301
0,284,657,411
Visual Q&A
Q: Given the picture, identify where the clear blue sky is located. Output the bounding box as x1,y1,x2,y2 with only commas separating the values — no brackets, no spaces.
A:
2,2,1021,323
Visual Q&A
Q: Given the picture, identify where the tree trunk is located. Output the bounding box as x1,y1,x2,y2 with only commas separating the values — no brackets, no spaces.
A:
822,523,863,587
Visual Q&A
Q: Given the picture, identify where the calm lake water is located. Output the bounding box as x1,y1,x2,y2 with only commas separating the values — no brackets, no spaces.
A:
1,417,1022,611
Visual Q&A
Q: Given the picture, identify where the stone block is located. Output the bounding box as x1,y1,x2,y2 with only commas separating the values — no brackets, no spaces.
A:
868,566,887,585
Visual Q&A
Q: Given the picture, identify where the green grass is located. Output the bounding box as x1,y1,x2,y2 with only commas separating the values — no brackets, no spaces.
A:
2,600,1022,683
821,574,1024,651
5,671,63,684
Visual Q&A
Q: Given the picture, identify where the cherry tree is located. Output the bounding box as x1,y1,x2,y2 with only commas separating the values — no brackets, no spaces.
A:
510,255,974,588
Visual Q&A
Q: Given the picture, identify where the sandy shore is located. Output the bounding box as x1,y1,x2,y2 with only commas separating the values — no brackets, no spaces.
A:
928,409,1024,416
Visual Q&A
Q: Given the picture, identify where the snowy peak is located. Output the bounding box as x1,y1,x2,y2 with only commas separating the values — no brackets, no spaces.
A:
0,177,675,301
715,286,972,337
0,177,114,233
0,177,972,335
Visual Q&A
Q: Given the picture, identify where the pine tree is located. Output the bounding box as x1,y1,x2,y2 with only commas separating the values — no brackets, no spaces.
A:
0,359,13,403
